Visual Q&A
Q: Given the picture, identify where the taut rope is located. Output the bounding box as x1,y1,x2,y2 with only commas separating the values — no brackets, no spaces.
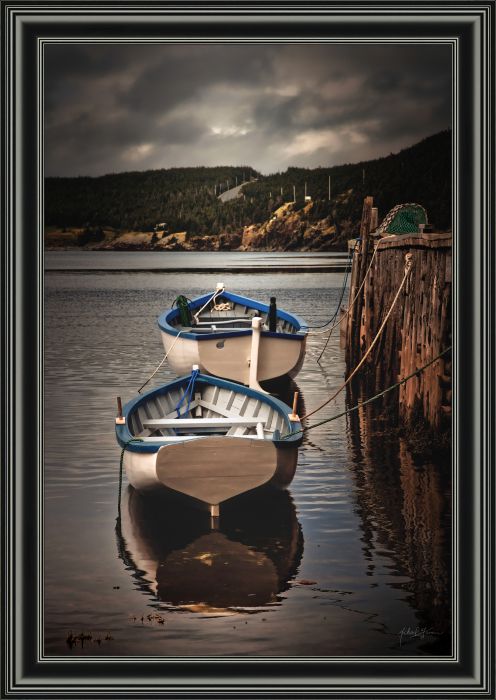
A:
302,253,414,420
137,330,184,394
310,235,388,339
283,346,451,438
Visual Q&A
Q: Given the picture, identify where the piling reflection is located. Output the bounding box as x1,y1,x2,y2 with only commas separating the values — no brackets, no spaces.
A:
116,487,303,614
346,391,452,653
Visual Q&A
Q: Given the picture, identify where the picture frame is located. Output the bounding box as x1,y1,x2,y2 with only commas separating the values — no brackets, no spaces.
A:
1,1,494,697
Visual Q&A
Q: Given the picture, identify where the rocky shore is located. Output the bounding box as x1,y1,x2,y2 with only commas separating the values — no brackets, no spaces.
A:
45,201,353,252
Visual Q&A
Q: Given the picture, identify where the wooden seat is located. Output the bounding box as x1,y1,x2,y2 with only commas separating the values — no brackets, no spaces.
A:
196,317,253,326
142,417,265,429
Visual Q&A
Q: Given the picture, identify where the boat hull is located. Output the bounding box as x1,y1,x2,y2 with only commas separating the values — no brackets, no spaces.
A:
124,435,298,509
117,371,302,512
161,331,306,384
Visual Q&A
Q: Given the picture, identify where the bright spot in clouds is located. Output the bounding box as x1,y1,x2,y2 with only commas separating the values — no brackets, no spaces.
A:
44,44,452,176
123,142,154,161
210,125,251,137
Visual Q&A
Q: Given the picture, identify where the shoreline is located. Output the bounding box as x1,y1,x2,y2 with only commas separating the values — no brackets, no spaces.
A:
45,264,351,274
44,249,350,273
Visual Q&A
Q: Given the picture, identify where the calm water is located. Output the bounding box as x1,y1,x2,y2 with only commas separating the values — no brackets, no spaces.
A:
44,252,451,657
44,250,349,272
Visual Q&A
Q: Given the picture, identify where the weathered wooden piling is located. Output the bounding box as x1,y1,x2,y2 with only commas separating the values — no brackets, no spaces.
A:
345,197,452,433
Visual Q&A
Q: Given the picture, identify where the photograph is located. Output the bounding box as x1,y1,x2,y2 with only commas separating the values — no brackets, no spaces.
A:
1,2,493,698
43,41,453,657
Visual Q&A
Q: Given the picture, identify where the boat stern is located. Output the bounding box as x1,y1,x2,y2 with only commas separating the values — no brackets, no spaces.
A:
155,436,278,510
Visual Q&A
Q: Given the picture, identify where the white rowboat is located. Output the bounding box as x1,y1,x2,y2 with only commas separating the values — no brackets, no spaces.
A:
115,371,302,519
157,289,308,390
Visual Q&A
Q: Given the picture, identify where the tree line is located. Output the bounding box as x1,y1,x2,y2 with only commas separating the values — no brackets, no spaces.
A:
45,131,452,236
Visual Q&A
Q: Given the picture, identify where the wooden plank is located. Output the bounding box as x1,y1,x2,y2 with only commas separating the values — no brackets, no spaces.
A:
196,317,253,326
376,232,452,250
142,417,266,429
139,436,202,442
139,433,267,443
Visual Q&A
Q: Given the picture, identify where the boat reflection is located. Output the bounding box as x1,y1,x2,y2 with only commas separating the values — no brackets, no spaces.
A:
261,376,306,416
116,487,303,614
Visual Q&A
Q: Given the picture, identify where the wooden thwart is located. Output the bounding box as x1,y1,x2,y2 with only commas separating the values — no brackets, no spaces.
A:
142,417,265,429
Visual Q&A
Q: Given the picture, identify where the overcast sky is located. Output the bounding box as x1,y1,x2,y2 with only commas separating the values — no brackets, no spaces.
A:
44,43,452,177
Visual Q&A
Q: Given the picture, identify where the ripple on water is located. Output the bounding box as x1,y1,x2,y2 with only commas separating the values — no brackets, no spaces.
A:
43,262,451,657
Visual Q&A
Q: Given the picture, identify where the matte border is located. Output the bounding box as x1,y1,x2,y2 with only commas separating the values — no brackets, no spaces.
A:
1,2,494,697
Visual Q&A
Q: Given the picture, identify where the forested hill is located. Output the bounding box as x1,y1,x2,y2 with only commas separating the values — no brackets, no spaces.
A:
45,166,259,235
242,130,452,232
45,130,451,236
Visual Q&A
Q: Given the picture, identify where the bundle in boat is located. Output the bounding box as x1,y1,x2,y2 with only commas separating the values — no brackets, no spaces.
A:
115,371,302,518
157,287,308,389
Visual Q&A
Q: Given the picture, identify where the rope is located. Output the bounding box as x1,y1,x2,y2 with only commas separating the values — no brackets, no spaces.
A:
315,247,354,362
307,243,356,330
309,235,384,338
283,346,451,439
302,253,414,421
117,437,143,520
194,287,224,323
137,330,184,394
175,368,200,418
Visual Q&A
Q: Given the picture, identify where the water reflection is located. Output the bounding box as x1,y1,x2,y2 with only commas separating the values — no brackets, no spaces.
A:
261,375,305,415
346,392,452,654
116,487,303,614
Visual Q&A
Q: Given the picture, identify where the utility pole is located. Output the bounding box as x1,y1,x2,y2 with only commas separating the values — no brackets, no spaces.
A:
293,185,296,202
236,176,238,187
328,175,331,201
281,186,283,196
304,182,307,198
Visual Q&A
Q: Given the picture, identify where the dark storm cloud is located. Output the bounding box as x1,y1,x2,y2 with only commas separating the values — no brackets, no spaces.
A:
44,43,452,176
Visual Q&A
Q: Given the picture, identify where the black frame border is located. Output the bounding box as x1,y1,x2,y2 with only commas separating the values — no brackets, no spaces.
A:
1,2,494,698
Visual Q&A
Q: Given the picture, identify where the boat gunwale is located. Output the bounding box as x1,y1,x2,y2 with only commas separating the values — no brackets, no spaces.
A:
157,290,308,341
115,372,303,453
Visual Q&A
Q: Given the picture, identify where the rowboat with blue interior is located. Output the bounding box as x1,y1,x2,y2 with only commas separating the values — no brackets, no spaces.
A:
115,369,302,522
157,285,308,391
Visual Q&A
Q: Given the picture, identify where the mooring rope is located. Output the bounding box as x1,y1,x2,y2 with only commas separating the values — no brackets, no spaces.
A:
137,330,184,394
117,437,143,520
314,251,355,363
284,346,451,439
302,253,414,420
307,243,356,330
315,252,354,363
309,235,387,339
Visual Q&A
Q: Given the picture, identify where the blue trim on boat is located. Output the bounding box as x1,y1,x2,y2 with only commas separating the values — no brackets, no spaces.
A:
157,290,308,341
115,372,303,454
